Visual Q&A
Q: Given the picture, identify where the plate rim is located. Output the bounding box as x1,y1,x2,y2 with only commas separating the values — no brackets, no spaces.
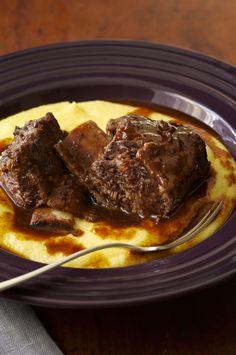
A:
0,39,235,308
2,39,236,70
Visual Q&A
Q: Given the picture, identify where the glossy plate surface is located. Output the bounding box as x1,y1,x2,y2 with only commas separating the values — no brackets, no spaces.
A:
0,40,235,308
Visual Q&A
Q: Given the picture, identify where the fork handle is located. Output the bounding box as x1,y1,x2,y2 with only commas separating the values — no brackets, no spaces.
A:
0,243,139,292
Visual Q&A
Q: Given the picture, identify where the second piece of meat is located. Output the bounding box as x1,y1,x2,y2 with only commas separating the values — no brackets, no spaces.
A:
55,120,109,184
88,115,210,218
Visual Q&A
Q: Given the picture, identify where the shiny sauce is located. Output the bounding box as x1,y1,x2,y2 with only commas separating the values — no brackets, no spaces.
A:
45,239,84,256
0,138,12,154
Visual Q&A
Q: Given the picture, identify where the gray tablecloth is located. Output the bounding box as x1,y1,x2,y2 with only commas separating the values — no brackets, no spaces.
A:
0,299,63,355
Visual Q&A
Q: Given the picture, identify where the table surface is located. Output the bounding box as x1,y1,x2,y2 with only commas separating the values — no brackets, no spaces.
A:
1,1,236,354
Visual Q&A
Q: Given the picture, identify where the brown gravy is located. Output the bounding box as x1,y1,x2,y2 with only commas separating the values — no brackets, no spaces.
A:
5,177,211,256
0,138,12,154
45,239,84,255
78,202,142,227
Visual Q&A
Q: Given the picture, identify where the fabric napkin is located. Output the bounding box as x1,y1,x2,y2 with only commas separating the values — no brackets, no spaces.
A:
0,299,63,355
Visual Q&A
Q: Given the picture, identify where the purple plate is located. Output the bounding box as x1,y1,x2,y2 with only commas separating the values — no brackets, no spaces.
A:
0,40,235,308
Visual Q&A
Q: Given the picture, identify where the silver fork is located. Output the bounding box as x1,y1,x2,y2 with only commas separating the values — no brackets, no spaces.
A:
0,201,223,292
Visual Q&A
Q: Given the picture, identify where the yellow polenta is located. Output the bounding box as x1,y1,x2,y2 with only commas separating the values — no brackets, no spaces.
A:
0,101,235,268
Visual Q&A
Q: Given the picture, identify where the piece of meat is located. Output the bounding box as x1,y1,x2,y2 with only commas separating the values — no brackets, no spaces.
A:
0,113,66,209
55,120,109,183
85,115,210,219
47,174,87,215
30,207,74,233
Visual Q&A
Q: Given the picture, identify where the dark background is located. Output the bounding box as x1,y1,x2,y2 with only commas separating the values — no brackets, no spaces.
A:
1,1,236,354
